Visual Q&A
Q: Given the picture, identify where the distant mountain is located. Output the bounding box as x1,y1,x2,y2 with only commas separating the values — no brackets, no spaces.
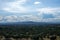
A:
0,21,60,26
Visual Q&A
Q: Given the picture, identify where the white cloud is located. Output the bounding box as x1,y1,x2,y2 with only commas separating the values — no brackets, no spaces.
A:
37,8,60,14
0,0,60,22
0,16,3,21
2,0,29,13
43,18,60,22
1,15,41,22
1,7,60,22
4,15,18,22
0,15,60,22
34,1,41,5
37,7,60,17
17,15,41,22
1,0,42,13
25,15,41,21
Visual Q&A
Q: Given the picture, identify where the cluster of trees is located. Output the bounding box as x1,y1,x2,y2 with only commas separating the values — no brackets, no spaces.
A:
0,24,60,38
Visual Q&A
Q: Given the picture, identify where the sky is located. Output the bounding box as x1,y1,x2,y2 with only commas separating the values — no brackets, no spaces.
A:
0,0,60,22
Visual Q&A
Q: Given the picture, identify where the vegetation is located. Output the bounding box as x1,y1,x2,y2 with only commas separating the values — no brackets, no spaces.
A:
0,23,60,38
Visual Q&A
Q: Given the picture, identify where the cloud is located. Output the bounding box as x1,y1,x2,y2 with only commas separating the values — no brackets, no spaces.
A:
37,8,60,14
1,0,42,13
0,15,60,22
0,15,41,22
0,0,60,22
34,1,41,5
0,7,60,22
20,15,41,22
1,0,30,13
33,7,60,22
37,7,60,18
4,15,18,22
0,16,3,21
43,17,60,22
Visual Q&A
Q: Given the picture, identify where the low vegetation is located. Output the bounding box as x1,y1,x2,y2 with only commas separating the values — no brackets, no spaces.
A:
0,23,60,40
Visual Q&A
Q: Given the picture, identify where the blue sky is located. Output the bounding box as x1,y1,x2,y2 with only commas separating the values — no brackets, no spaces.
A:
0,0,60,22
